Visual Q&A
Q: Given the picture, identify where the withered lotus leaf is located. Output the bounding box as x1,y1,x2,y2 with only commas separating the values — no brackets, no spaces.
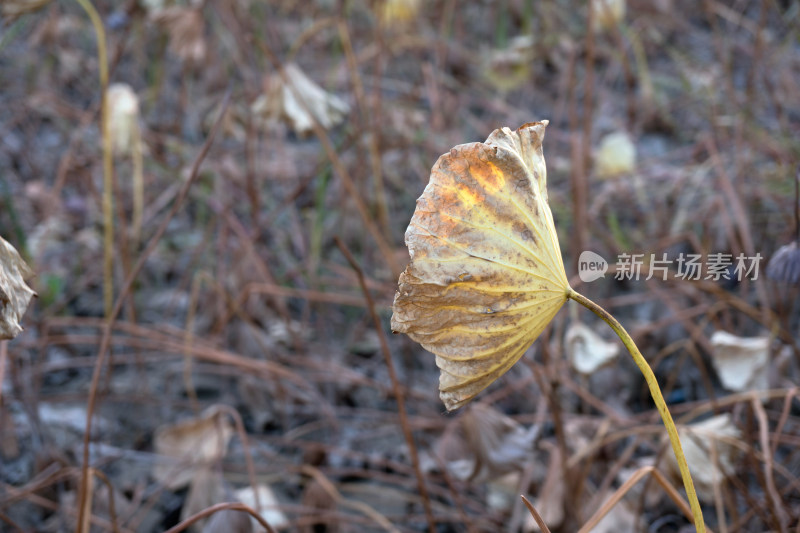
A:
0,235,35,340
392,121,571,410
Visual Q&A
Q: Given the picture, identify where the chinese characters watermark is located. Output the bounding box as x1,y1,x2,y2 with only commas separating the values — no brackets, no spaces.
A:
578,251,762,283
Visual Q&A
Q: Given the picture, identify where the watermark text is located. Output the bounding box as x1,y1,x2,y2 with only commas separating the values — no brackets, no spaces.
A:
577,252,762,283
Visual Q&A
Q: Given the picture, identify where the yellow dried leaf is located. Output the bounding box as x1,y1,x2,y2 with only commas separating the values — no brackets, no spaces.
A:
392,121,570,410
0,236,35,340
481,36,535,93
595,131,635,178
380,0,421,26
592,0,626,33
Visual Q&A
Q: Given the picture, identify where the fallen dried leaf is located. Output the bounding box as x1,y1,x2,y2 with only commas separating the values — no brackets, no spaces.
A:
379,0,421,26
487,471,522,513
595,131,635,178
235,484,290,531
563,416,608,457
565,321,619,375
152,6,207,65
434,403,539,483
0,236,35,340
592,0,626,32
481,36,535,93
152,405,233,490
709,331,769,392
251,63,350,136
391,122,571,410
663,414,741,502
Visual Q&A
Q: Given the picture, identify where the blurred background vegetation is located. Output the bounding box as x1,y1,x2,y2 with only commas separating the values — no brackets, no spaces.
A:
1,0,799,531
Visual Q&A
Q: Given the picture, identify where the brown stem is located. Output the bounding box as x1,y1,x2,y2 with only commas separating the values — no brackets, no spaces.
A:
76,92,231,532
334,237,437,533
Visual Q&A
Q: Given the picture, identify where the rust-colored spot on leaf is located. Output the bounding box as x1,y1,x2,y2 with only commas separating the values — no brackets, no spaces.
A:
391,121,570,410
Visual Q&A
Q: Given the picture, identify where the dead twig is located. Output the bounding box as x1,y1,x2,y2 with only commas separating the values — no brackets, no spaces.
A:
521,495,552,533
162,502,278,533
76,90,232,533
751,395,790,532
577,465,705,533
334,236,437,533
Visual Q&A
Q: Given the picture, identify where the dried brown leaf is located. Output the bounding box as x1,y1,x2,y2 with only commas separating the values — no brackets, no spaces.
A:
392,122,570,410
251,63,350,136
152,405,233,490
152,6,207,65
435,403,539,483
564,416,608,457
0,236,35,340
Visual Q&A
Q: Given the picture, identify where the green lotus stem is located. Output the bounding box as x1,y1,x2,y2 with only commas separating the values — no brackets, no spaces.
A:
567,288,706,533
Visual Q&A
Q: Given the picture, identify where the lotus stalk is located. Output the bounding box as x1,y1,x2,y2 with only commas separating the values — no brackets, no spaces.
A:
391,121,706,532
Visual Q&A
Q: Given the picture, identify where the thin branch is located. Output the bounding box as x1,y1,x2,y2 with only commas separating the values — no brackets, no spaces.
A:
334,236,437,533
76,91,232,532
521,495,551,533
162,502,277,533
